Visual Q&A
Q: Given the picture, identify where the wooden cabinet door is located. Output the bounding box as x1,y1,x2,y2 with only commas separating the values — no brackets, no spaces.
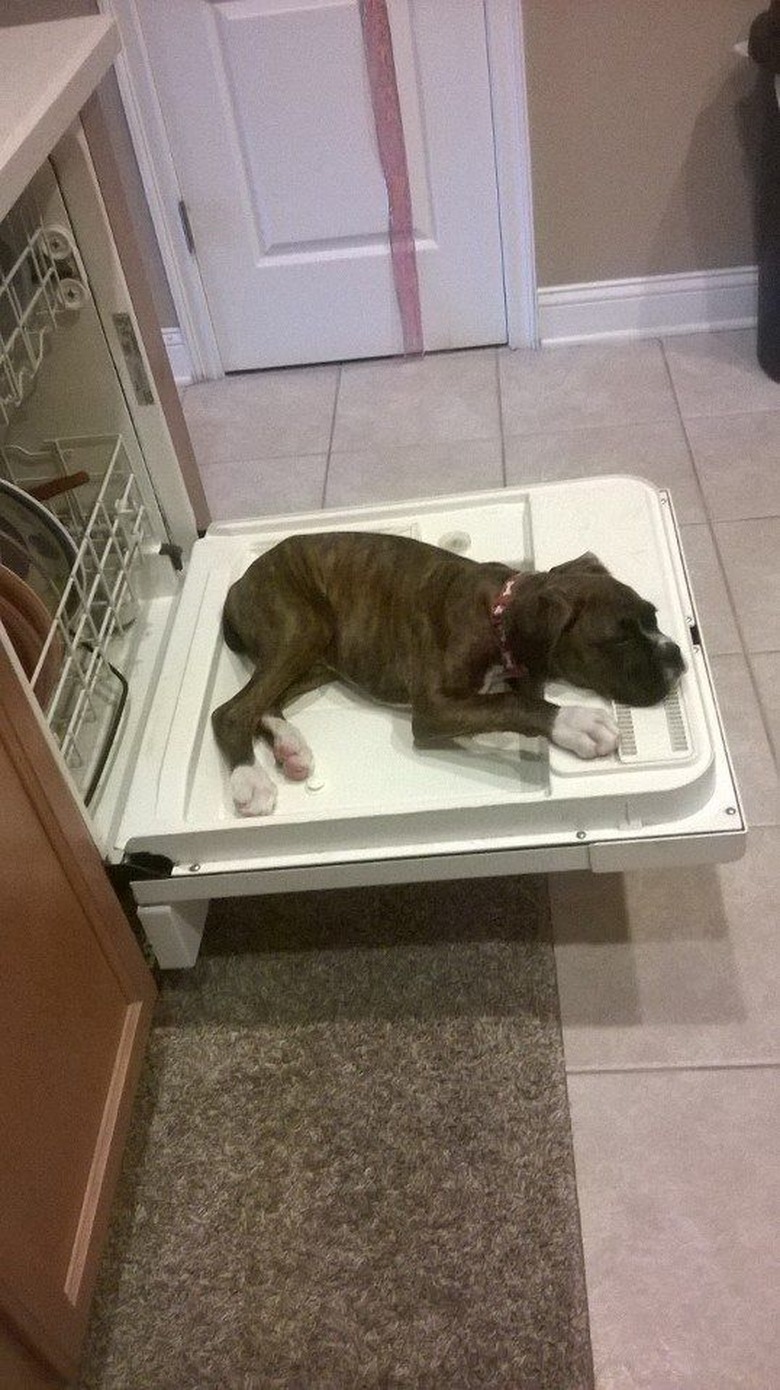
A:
0,631,156,1383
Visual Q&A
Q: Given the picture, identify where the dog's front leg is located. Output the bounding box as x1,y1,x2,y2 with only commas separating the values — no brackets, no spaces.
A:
550,705,619,757
411,688,619,758
212,641,327,815
411,687,558,744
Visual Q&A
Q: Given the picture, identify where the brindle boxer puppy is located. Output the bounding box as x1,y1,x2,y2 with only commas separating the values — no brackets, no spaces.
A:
212,532,685,816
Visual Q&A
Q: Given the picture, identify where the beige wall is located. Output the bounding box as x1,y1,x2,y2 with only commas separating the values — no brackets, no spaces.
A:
523,0,764,286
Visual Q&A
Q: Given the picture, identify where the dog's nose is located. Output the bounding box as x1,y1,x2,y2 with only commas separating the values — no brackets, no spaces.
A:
661,639,685,683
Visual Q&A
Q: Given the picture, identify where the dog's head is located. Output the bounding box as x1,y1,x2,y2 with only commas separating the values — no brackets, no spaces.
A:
505,553,685,706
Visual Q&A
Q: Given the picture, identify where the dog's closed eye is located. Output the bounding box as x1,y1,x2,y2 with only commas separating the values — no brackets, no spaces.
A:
598,621,639,649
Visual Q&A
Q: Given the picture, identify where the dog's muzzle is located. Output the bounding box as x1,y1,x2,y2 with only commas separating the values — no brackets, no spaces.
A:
608,631,686,707
658,635,686,687
645,636,686,705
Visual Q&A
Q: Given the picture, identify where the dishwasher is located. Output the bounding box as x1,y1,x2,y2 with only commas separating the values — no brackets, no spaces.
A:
0,17,745,970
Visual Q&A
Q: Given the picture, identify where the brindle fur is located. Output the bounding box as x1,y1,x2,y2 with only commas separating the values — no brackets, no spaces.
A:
212,532,684,774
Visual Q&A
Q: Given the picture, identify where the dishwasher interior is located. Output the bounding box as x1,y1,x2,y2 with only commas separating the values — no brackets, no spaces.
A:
0,145,188,819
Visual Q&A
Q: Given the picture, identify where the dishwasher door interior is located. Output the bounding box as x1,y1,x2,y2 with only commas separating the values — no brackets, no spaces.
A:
113,477,745,968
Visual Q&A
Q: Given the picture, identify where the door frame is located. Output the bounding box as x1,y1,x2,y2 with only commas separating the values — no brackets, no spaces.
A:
99,0,539,381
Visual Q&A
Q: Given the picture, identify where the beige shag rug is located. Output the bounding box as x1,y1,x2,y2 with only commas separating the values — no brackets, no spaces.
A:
79,876,593,1390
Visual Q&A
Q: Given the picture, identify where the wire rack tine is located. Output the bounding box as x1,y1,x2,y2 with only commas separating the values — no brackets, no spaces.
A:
25,436,152,795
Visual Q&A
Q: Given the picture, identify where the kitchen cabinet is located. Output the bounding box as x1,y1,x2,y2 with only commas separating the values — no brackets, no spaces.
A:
0,630,155,1385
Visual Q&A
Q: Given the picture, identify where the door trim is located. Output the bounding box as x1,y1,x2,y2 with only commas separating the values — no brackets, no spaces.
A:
483,0,539,350
98,0,224,379
100,0,539,379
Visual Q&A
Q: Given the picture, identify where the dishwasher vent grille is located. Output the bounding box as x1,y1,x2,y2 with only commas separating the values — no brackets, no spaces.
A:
614,687,692,765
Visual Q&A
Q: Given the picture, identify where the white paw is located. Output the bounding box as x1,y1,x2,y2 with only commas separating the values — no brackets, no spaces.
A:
551,706,619,759
230,764,278,816
261,715,314,782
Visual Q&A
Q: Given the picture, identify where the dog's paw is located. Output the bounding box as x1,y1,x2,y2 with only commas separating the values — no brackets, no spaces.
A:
230,764,278,816
551,706,619,759
261,716,314,782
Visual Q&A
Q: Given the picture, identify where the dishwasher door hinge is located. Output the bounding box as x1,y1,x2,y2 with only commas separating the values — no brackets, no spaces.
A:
108,851,176,907
118,850,176,880
159,541,184,572
178,199,197,255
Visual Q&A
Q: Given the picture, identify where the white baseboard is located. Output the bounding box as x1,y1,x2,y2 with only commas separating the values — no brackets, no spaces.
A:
161,268,758,374
162,327,194,387
538,266,758,345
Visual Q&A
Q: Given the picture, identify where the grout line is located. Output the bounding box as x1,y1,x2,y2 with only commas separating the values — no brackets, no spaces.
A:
658,335,701,474
744,649,780,767
703,524,778,771
564,1059,780,1077
707,510,780,524
659,339,780,767
494,348,507,486
195,452,329,470
321,363,342,508
676,520,749,655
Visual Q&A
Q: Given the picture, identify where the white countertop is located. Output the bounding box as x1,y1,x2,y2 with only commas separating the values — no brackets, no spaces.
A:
0,14,119,223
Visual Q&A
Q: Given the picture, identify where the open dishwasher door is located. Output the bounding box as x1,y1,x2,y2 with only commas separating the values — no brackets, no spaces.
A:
111,477,745,967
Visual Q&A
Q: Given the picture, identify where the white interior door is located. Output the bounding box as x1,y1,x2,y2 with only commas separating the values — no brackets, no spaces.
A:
132,0,507,370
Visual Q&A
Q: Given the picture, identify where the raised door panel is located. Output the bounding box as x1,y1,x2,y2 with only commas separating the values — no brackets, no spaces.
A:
0,631,155,1380
134,0,505,366
214,1,392,249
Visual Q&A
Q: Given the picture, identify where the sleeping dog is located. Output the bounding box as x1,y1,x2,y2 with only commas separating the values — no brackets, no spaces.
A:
212,532,685,815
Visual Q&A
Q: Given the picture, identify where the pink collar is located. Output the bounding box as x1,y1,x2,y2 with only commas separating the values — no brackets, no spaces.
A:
490,573,527,680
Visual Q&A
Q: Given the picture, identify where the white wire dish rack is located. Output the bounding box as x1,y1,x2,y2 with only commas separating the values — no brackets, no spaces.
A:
1,435,154,802
0,188,84,426
0,180,155,802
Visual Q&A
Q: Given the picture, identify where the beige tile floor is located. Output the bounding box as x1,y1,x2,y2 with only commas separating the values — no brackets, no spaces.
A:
182,329,780,1390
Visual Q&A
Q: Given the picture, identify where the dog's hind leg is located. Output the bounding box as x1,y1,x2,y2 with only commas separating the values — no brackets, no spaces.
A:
260,715,313,781
258,663,331,782
212,642,330,815
212,666,283,815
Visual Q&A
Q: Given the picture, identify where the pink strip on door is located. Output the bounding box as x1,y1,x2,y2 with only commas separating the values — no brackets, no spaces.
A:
358,0,424,356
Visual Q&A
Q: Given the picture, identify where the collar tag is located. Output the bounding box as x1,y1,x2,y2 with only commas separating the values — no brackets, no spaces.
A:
490,574,527,680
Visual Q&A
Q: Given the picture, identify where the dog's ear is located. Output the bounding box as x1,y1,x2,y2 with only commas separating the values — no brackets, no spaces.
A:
549,551,607,578
536,587,578,653
504,576,577,674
